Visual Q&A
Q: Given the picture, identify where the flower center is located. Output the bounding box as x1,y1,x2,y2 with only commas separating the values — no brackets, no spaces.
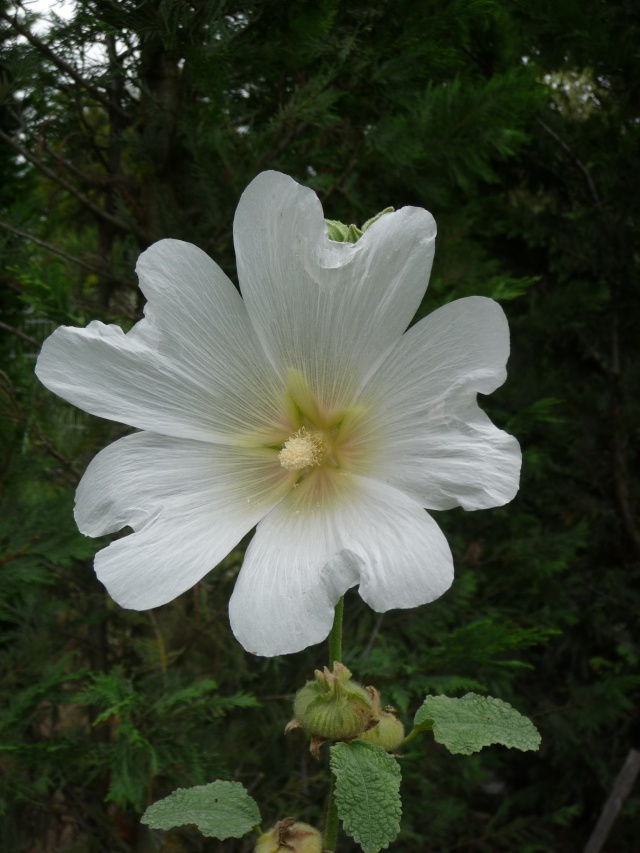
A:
278,428,324,472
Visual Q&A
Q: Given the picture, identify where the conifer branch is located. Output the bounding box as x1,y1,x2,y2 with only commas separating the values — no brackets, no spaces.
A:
7,109,112,190
0,128,144,239
0,7,129,121
0,220,128,284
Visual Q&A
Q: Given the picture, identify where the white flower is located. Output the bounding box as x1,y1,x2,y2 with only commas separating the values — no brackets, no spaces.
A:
35,171,521,657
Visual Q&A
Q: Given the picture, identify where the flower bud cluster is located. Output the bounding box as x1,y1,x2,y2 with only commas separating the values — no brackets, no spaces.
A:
289,662,405,753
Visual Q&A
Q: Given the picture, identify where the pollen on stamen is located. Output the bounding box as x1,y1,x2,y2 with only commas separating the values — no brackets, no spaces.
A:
279,428,323,472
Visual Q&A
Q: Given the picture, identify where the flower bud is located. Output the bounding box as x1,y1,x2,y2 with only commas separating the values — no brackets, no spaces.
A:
255,818,322,853
358,687,405,752
292,662,373,741
359,711,405,751
325,208,394,244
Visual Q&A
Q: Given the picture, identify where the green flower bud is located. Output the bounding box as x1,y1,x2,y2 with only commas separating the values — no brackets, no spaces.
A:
325,208,394,244
292,662,373,741
359,711,405,751
255,818,322,853
358,687,405,752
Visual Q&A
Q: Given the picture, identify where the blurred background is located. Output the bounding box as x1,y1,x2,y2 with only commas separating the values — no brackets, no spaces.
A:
1,1,639,850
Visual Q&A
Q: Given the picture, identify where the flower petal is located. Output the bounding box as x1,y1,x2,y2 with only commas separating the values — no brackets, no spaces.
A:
36,240,285,443
229,472,453,656
75,431,292,609
359,296,521,510
233,171,436,413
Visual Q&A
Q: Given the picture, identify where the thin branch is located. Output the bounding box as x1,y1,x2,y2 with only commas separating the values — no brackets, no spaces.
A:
612,416,640,554
535,121,639,551
0,219,130,284
537,117,603,208
44,139,110,188
0,8,129,121
77,109,111,172
32,427,82,480
0,320,39,347
0,370,82,481
0,542,35,566
254,120,309,172
583,749,640,853
610,312,640,555
0,128,144,239
52,77,118,170
8,108,110,188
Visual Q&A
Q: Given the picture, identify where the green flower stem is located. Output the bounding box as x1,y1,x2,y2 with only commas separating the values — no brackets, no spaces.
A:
324,596,345,851
323,774,340,852
329,596,344,666
400,725,424,747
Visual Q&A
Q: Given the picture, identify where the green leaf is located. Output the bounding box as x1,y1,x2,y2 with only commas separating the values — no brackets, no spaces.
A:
141,780,261,839
329,741,401,853
413,693,541,755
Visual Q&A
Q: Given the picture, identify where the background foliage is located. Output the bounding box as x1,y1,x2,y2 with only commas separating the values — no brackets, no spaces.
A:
1,0,639,850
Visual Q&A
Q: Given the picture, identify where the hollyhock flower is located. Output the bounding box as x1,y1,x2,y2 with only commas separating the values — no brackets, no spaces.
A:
35,171,520,656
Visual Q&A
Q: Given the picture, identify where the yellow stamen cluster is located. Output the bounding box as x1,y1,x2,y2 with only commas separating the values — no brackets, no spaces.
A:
278,428,323,472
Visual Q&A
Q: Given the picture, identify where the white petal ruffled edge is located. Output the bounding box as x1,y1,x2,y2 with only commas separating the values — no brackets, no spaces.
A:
357,296,521,510
233,171,437,411
75,431,292,609
229,472,453,656
36,240,285,444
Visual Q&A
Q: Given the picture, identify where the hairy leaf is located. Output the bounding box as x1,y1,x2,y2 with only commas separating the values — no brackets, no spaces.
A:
414,693,541,755
330,741,401,853
141,780,260,838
